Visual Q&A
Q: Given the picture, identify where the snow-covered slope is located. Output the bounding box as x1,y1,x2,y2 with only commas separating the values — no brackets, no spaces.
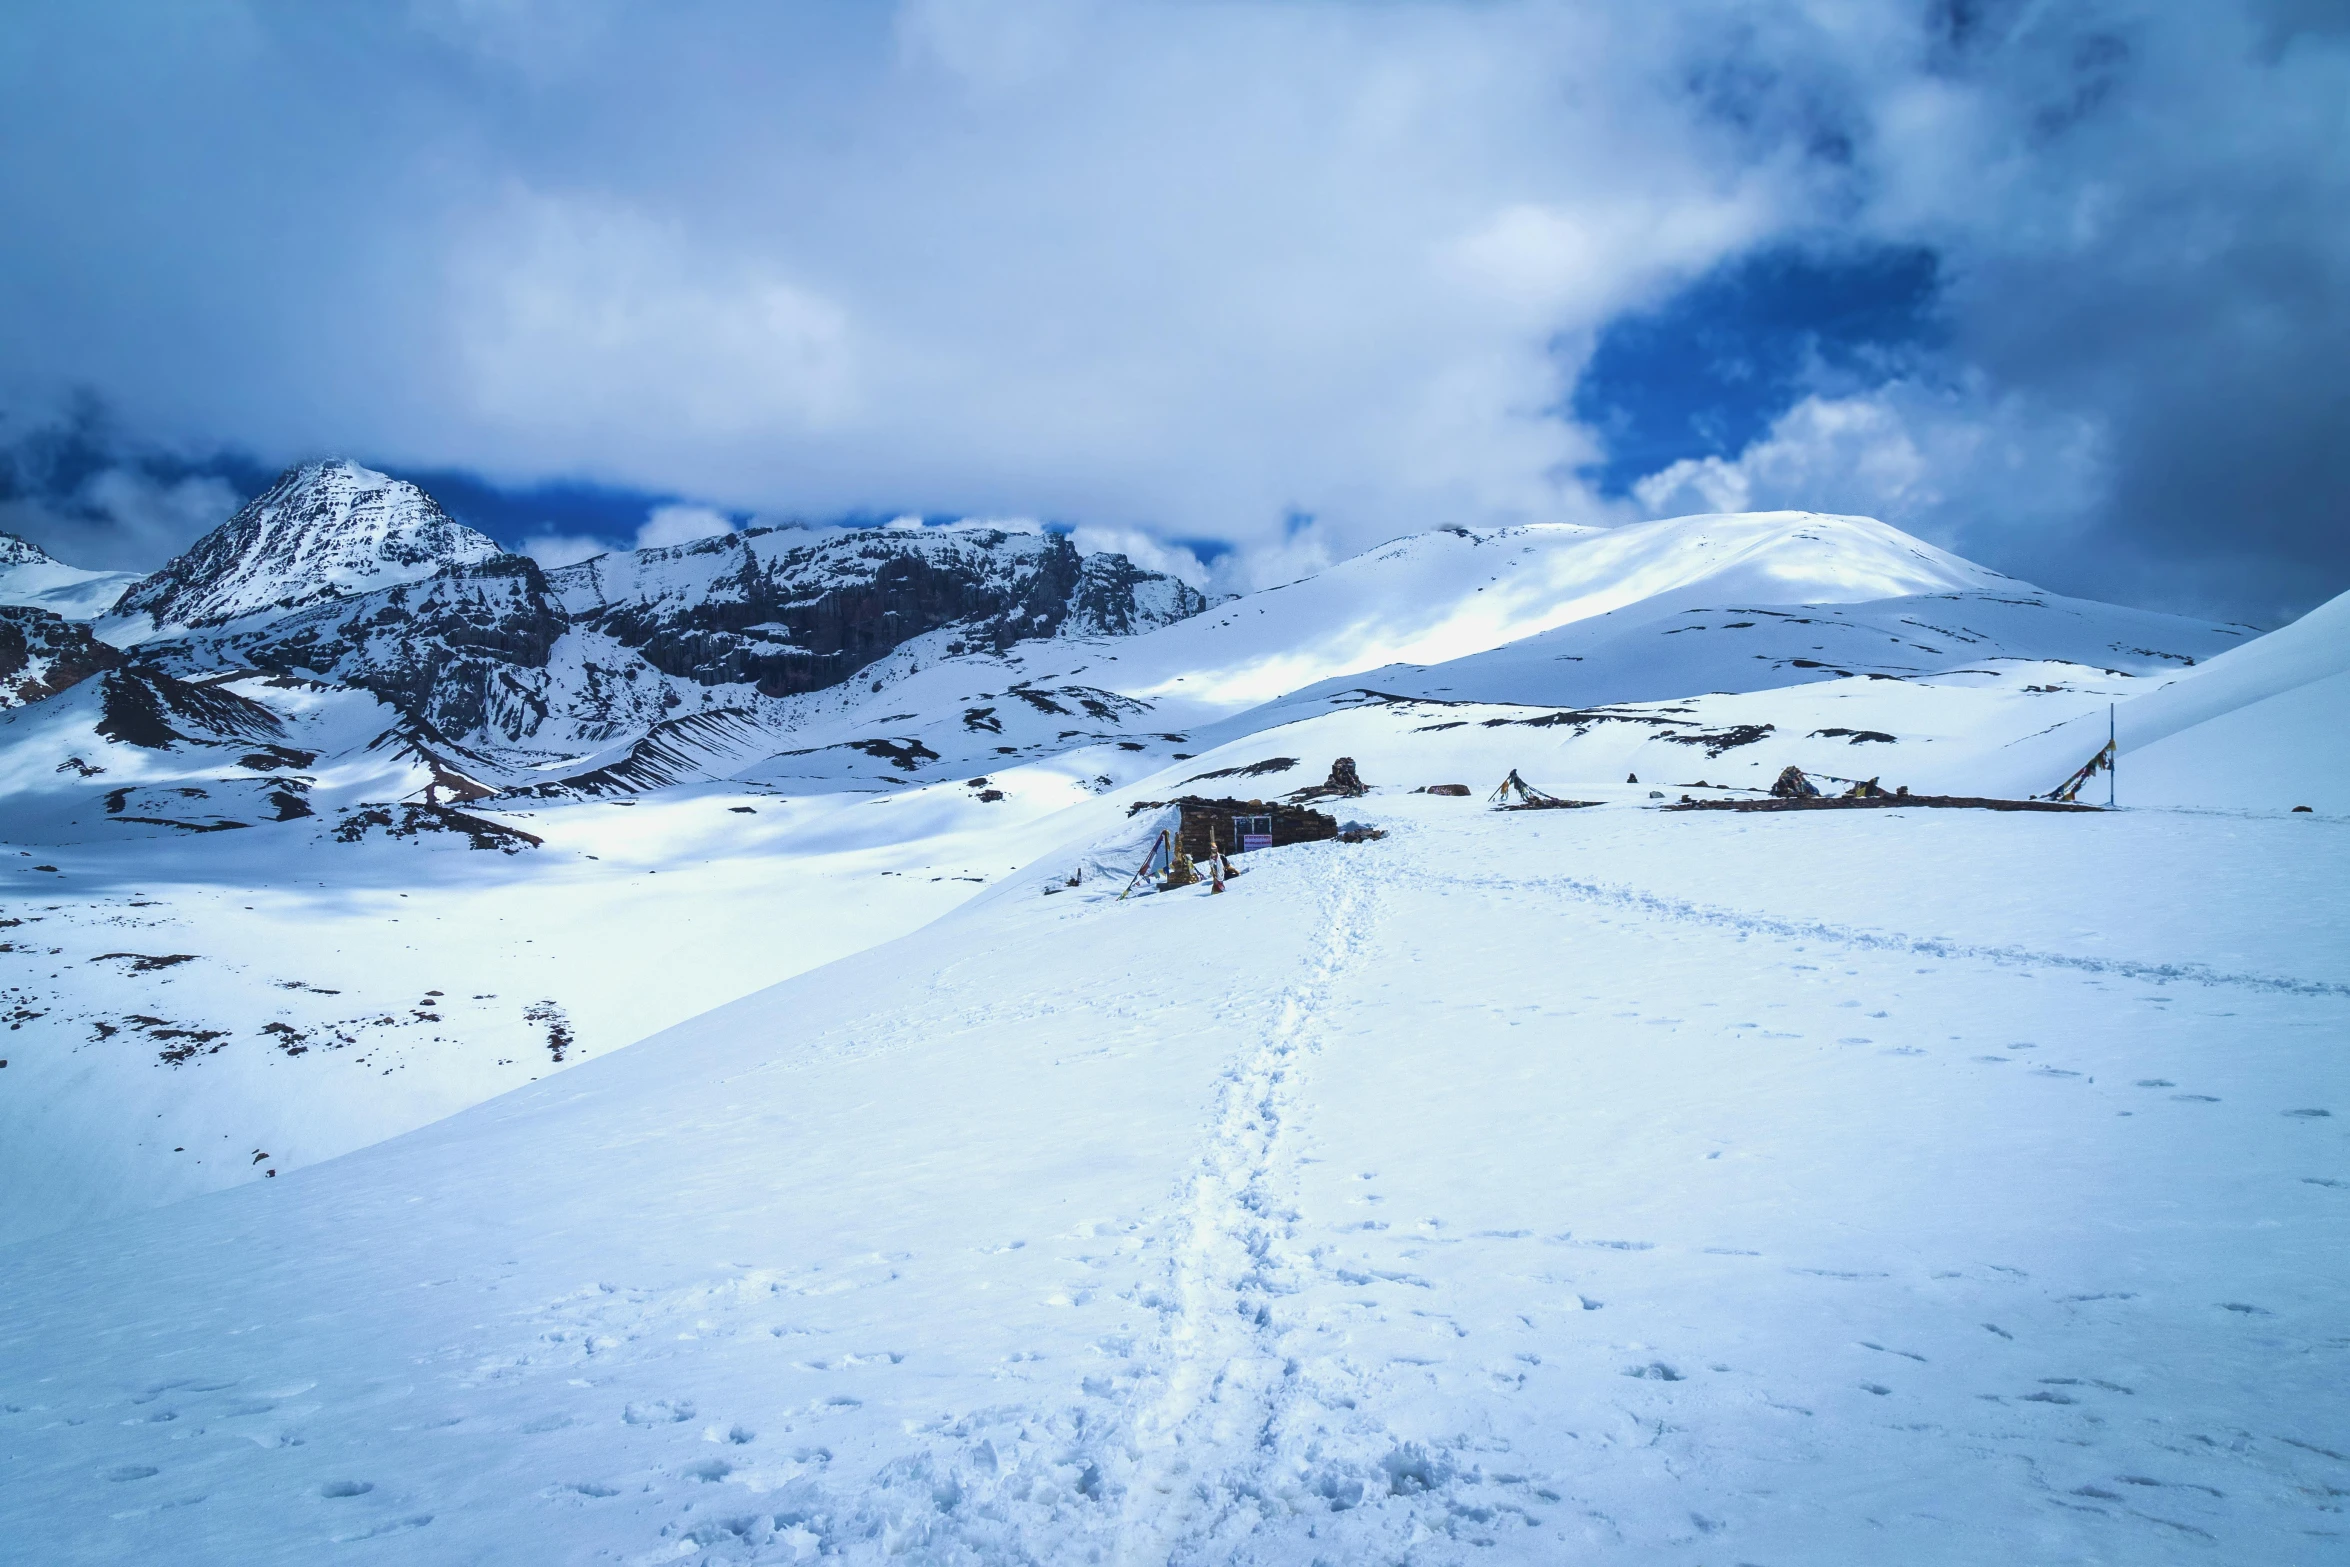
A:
0,530,141,620
0,663,448,844
2116,584,2350,747
0,753,1144,1245
6,492,2347,1560
0,665,1198,1244
2088,587,2350,814
697,514,2241,803
1237,585,2241,726
1045,511,2016,723
2,757,2342,1565
700,512,2001,794
0,506,2308,1251
111,460,506,632
1967,584,2350,802
2089,585,2350,814
2121,668,2350,815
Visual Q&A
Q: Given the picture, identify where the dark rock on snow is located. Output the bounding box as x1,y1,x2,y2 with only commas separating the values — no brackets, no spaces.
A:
549,527,1205,699
0,607,125,707
95,669,284,751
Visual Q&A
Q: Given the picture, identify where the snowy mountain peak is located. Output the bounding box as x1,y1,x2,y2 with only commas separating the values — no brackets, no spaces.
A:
0,531,144,621
0,530,58,567
113,459,506,630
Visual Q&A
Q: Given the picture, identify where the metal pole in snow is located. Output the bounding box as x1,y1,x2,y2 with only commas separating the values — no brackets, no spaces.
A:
2108,703,2116,809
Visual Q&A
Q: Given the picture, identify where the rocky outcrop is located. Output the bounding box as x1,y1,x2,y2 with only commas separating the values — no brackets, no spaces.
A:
1064,553,1207,638
172,554,569,742
114,460,504,629
1293,756,1367,799
0,606,127,707
550,525,1205,699
0,531,51,567
92,668,284,750
506,709,784,798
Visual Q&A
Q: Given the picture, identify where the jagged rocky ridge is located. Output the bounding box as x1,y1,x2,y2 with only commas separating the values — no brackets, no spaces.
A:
0,531,51,567
92,667,291,752
99,463,1208,755
165,553,572,742
547,525,1205,698
0,606,125,707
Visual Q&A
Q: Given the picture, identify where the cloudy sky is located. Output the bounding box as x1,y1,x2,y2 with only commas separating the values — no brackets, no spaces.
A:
1,0,2343,620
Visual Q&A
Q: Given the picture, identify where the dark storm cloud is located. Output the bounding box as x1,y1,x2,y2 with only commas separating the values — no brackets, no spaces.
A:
0,400,265,571
1922,3,2350,618
1592,2,2350,622
0,1,2341,618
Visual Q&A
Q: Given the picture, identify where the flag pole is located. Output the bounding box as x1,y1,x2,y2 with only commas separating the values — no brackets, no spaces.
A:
2115,709,2133,817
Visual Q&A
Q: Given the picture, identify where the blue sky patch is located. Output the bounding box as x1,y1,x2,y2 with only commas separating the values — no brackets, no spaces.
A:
1571,244,1944,496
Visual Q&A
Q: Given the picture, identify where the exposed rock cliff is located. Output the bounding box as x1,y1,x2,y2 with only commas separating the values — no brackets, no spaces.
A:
181,553,570,741
548,524,1206,698
0,606,126,707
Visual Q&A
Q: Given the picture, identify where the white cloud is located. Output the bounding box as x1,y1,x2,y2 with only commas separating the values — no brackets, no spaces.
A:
1630,377,2111,573
633,504,736,551
515,532,613,570
1445,193,1775,325
447,191,857,450
1067,523,1211,589
894,0,1090,92
513,505,737,568
1217,521,1341,598
0,467,243,572
0,2,2341,610
79,469,242,554
0,2,1838,584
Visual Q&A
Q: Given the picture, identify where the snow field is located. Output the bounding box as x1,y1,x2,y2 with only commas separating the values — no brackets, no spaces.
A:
7,652,2337,1247
3,789,2342,1564
4,508,2342,1562
0,750,1139,1244
1969,584,2349,800
0,513,2292,1249
0,556,141,621
1245,584,2243,729
2122,667,2350,815
1094,511,2004,716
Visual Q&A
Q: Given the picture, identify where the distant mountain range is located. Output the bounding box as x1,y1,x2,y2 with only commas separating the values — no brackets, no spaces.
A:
0,460,2260,845
68,459,1207,748
0,461,1215,816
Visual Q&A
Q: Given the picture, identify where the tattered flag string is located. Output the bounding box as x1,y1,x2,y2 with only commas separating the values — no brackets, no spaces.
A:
2043,740,2115,803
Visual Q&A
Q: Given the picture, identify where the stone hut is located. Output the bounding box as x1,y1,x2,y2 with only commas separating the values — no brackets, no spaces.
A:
1161,795,1339,860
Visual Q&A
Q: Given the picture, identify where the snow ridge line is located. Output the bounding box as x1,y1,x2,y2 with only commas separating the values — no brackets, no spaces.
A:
1113,853,1376,1564
1461,872,2350,998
